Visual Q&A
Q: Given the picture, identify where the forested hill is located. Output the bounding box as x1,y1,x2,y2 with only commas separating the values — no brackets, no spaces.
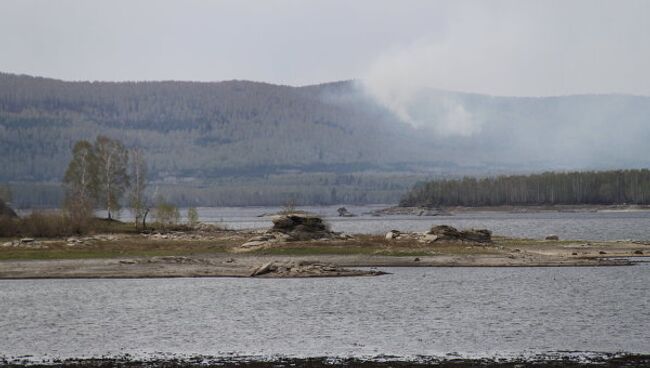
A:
0,72,432,182
2,72,650,206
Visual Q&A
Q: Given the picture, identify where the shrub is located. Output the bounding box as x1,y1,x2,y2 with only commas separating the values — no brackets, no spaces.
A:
0,216,19,237
187,207,199,228
154,201,180,229
21,211,71,237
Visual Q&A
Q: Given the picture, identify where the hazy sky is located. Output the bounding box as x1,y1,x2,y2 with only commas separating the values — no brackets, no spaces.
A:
2,0,649,96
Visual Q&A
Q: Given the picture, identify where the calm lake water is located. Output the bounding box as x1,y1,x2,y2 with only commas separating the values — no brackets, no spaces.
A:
104,205,650,241
1,264,649,360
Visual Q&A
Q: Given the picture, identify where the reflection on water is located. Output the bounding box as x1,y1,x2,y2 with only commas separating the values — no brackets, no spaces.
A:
1,265,649,360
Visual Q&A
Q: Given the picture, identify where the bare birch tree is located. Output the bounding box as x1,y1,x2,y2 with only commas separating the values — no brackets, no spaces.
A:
94,136,129,220
63,140,98,228
128,147,148,229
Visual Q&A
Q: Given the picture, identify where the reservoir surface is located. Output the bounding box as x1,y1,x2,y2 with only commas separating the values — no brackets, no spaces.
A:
1,263,648,361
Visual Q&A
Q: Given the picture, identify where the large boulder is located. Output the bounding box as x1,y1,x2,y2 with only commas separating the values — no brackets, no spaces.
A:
0,199,17,218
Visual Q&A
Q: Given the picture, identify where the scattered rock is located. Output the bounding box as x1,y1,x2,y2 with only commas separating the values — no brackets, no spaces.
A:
545,235,560,241
370,206,452,216
337,207,357,217
338,233,353,240
418,209,449,216
420,233,438,243
385,230,401,240
250,262,275,276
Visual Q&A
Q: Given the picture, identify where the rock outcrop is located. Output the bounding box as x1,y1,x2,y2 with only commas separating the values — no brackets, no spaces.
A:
385,225,492,244
241,213,350,247
271,213,333,240
429,225,492,243
249,260,386,278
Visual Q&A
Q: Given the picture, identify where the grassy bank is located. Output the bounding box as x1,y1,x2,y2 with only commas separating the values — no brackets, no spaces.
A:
2,230,644,262
0,230,514,261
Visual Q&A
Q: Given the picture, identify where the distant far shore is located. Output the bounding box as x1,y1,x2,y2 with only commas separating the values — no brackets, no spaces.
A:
377,203,650,216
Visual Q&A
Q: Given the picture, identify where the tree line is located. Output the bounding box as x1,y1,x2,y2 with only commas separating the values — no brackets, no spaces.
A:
63,135,149,228
400,169,650,207
63,135,203,231
0,135,203,237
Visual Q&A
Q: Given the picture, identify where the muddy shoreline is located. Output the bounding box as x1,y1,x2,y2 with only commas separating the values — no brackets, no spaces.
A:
2,354,650,368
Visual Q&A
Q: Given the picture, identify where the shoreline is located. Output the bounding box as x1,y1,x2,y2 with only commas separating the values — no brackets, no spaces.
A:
374,204,650,216
2,354,650,368
0,252,642,280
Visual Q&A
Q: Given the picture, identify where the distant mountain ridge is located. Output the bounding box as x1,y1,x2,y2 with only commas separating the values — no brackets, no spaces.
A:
0,72,435,182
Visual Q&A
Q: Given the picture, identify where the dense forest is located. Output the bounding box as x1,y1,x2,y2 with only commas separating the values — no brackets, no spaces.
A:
400,169,650,207
0,72,434,182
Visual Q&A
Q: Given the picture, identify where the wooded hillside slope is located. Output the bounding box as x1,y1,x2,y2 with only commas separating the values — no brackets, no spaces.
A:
2,72,650,207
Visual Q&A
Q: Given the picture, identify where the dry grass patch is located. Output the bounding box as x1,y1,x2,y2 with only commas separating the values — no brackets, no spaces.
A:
0,237,233,261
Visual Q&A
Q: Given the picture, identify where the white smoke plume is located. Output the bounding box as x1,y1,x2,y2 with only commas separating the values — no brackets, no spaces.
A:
360,0,650,137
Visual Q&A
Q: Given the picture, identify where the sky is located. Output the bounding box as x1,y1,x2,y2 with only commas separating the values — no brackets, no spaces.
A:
2,0,650,97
